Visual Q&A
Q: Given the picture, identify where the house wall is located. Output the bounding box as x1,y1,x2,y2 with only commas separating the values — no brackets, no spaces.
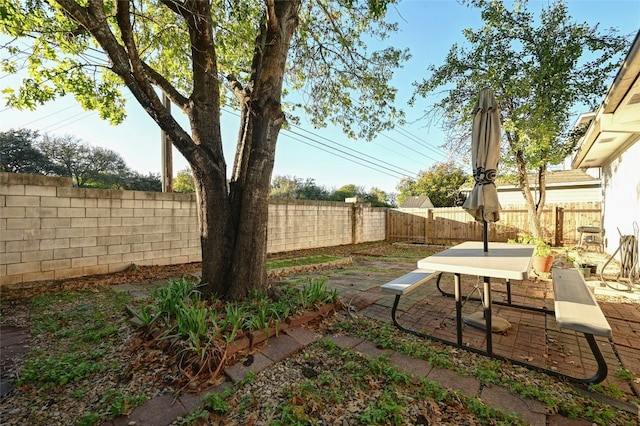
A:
496,185,601,205
0,173,387,287
601,138,640,255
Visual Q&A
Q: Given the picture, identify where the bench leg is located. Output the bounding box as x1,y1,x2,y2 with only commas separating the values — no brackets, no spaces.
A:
582,333,609,384
389,296,609,384
389,295,403,330
389,293,465,349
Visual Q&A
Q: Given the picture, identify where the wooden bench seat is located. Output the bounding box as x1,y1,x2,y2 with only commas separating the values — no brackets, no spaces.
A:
553,269,611,337
552,268,612,383
381,269,441,295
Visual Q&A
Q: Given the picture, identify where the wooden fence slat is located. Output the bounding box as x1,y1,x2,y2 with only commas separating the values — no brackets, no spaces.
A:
387,202,602,246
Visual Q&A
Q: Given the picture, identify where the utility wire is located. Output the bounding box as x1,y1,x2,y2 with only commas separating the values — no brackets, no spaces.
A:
286,121,419,177
10,102,81,127
8,90,437,181
222,106,420,179
378,132,442,164
279,133,408,181
284,127,416,180
393,126,447,158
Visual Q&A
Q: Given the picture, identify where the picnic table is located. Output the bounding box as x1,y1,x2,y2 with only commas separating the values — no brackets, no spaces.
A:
381,241,613,384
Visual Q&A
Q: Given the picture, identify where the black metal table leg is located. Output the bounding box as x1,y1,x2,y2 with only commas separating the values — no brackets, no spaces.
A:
483,276,492,354
455,273,462,345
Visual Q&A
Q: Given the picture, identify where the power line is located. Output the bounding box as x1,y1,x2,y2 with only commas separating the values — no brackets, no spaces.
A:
43,110,98,133
221,106,420,180
286,122,419,177
284,127,415,180
392,126,448,158
378,132,442,164
279,133,407,181
7,91,445,182
9,102,81,127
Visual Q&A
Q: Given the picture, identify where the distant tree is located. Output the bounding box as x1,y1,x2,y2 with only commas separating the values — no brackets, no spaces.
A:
329,184,366,202
39,135,128,187
297,178,330,200
269,176,329,200
270,175,303,199
0,129,58,175
412,0,628,238
125,171,162,192
363,187,396,207
397,162,468,207
270,176,393,206
395,177,414,207
173,168,196,193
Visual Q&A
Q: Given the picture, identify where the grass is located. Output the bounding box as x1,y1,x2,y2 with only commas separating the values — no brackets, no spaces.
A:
189,340,525,425
333,315,638,426
11,287,138,424
21,288,131,389
267,254,342,269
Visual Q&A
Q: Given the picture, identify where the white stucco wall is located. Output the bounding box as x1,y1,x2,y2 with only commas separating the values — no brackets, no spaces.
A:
601,138,640,255
496,185,601,206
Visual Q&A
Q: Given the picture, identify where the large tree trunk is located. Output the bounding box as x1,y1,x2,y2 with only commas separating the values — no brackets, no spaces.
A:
208,0,300,300
192,166,233,300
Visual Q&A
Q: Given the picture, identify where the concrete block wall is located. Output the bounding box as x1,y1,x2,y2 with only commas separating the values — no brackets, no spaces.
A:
1,173,200,286
1,173,387,287
267,200,354,253
362,206,387,242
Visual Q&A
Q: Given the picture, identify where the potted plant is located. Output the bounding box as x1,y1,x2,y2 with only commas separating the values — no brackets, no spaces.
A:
532,239,554,273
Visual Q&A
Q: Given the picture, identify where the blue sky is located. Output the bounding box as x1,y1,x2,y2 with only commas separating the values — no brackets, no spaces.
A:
1,0,639,194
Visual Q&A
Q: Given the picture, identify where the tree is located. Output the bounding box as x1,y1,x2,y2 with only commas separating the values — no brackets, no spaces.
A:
328,183,365,202
297,178,330,201
269,175,329,200
122,171,162,192
0,129,58,175
396,162,468,207
411,0,628,239
39,135,129,187
173,168,196,193
362,187,396,207
1,1,407,300
269,175,305,199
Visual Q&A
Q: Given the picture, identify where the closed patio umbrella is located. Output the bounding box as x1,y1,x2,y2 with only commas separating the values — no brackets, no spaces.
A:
462,88,502,252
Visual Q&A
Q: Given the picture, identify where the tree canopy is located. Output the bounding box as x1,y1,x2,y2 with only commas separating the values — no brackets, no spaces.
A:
396,162,468,207
1,0,408,299
269,175,395,207
411,0,629,238
0,129,57,175
173,168,196,193
39,134,129,187
0,128,161,190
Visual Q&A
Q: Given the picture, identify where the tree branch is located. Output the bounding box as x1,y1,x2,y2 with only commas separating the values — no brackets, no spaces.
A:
226,74,249,103
265,0,279,33
141,61,190,109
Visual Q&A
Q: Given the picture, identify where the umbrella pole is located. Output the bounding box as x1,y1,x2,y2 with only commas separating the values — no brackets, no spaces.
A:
483,220,488,252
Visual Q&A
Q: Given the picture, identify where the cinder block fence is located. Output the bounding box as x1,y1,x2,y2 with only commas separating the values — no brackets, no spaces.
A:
0,173,387,287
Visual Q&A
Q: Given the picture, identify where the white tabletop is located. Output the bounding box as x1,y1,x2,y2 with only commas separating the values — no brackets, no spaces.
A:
417,241,534,280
